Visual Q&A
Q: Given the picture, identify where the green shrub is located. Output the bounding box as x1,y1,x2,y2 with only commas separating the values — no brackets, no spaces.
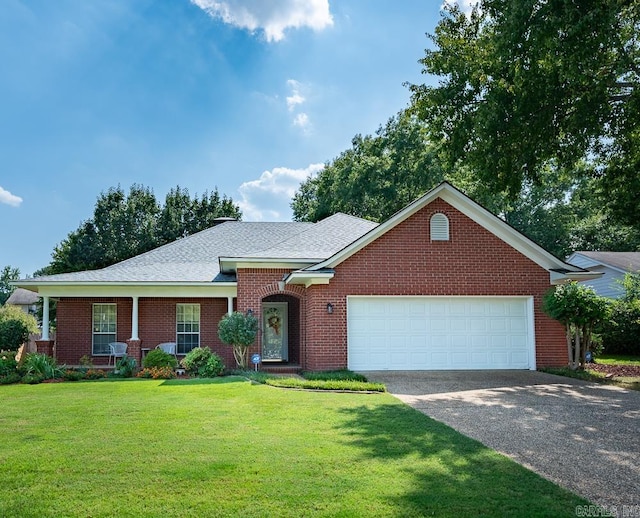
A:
0,305,39,352
136,367,176,379
264,377,386,392
63,369,85,381
302,369,368,382
21,373,45,384
0,372,21,385
110,355,137,378
0,319,30,352
20,353,63,380
0,351,18,377
600,299,640,355
142,349,178,369
218,312,258,369
180,347,225,377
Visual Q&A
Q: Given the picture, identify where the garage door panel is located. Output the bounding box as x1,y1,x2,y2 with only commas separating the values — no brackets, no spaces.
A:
348,297,533,370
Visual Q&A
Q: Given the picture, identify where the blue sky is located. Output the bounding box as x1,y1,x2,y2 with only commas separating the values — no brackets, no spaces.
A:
0,0,467,276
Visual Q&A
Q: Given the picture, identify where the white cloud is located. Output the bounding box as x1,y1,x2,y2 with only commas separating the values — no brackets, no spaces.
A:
441,0,479,15
293,112,309,129
286,79,305,111
190,0,333,42
0,186,23,207
285,79,312,133
238,163,324,220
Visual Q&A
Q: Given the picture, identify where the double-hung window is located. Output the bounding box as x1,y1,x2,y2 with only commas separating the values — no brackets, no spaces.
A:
177,304,200,354
93,304,116,355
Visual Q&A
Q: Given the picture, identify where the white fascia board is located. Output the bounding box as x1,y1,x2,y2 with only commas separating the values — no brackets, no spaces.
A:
219,257,323,272
286,270,334,288
550,270,605,285
311,182,583,274
13,282,237,299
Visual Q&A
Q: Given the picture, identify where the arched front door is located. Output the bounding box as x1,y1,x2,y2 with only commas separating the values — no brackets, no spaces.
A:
262,302,288,362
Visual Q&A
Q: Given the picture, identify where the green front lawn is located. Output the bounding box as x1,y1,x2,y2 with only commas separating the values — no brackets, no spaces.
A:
0,378,587,517
595,354,640,366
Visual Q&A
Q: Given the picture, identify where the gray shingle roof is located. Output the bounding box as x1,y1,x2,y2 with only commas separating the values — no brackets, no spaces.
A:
28,214,378,284
573,251,640,272
6,288,39,305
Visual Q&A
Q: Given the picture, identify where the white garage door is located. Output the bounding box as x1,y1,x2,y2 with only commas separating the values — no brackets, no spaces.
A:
347,296,535,370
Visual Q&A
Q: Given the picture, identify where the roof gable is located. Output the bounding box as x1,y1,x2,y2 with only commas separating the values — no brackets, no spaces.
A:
308,182,588,282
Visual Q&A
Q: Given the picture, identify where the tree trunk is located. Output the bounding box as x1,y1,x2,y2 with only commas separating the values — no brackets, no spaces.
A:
573,327,582,371
566,325,576,370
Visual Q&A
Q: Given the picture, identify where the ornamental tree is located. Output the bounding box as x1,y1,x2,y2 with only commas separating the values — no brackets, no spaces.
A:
218,311,259,369
543,282,609,370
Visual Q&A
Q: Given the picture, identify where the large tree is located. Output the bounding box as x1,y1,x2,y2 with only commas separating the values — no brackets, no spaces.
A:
40,184,241,275
408,0,640,226
292,111,487,223
0,266,20,306
292,110,640,257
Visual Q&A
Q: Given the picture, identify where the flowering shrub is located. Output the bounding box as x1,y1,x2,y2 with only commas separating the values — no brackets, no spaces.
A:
137,367,176,379
85,369,106,380
142,349,177,369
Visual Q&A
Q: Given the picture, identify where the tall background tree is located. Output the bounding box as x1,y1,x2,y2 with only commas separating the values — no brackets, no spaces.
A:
0,266,20,305
37,184,241,275
408,0,639,227
292,110,640,258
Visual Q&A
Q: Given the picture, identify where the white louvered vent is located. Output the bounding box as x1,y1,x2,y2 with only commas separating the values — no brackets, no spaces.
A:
430,213,450,241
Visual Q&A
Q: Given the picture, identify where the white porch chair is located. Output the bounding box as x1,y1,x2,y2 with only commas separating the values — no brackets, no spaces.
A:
156,342,178,359
108,342,128,367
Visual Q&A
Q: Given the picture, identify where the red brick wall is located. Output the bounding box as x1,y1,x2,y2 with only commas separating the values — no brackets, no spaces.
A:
56,297,230,366
303,199,567,370
54,198,567,371
236,269,307,366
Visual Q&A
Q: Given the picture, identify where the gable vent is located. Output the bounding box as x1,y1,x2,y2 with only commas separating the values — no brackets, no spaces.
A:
430,213,450,241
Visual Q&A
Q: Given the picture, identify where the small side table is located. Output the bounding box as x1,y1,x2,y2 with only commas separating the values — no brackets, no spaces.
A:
141,348,151,364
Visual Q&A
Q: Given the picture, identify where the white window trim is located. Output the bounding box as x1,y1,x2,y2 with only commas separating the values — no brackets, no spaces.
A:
92,303,117,356
176,303,200,354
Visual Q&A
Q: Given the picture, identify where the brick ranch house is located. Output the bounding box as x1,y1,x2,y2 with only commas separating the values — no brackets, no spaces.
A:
16,182,598,372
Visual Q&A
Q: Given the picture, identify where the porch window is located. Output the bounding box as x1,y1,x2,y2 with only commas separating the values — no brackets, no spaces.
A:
93,304,116,355
177,304,200,354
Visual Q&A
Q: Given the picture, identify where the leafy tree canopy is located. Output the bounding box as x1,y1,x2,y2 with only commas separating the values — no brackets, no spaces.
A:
0,266,20,306
408,0,640,226
291,110,640,258
38,184,241,275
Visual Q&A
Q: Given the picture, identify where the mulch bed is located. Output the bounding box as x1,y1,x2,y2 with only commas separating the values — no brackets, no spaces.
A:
587,363,640,378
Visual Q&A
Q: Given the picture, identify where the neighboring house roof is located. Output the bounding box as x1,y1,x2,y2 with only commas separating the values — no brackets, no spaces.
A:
6,287,39,305
567,251,640,274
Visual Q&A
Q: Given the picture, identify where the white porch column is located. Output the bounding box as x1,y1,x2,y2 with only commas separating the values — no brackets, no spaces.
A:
41,296,50,341
227,296,234,315
130,296,139,340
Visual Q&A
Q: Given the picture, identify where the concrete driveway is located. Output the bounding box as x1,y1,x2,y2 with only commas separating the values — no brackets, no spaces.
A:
366,370,640,511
